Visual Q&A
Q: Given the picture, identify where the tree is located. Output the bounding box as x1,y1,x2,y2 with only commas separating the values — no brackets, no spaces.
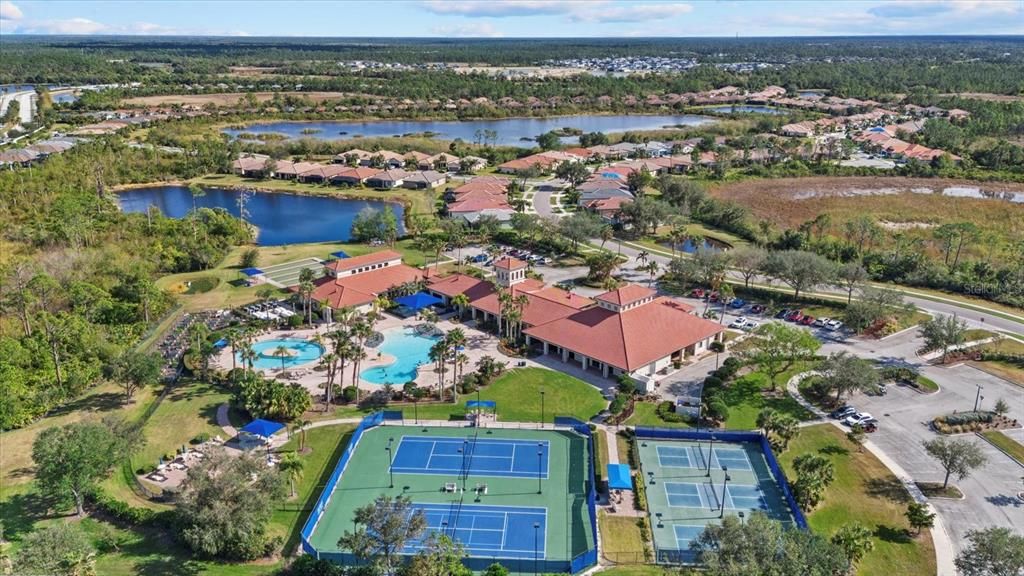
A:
756,407,777,437
555,160,590,189
691,512,850,576
835,262,869,304
278,452,304,498
730,246,767,288
32,419,135,517
339,496,427,573
993,398,1010,416
844,287,913,334
919,314,968,363
741,323,822,390
792,453,835,511
398,534,472,576
558,211,604,253
176,448,285,560
585,251,620,285
626,166,654,194
904,502,936,536
109,350,162,401
14,522,96,576
819,351,881,401
536,131,561,150
954,527,1024,576
922,437,987,490
240,248,260,269
831,524,874,566
763,250,836,299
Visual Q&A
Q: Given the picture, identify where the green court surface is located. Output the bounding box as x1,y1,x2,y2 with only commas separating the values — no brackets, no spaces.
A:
307,424,595,571
261,257,324,287
636,438,794,564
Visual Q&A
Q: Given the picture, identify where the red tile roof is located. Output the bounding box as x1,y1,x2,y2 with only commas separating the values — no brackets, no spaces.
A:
493,257,528,271
595,284,658,306
325,250,402,273
310,264,423,309
524,297,724,372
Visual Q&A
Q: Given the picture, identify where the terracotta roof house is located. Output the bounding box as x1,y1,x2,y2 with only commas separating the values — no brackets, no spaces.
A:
423,153,461,172
459,155,488,172
402,170,447,190
334,149,373,165
309,250,423,315
404,150,431,164
496,154,561,174
231,153,271,178
329,166,383,186
365,169,410,190
583,196,632,222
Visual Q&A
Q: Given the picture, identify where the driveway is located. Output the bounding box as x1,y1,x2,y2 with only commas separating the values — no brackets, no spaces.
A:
847,366,1024,553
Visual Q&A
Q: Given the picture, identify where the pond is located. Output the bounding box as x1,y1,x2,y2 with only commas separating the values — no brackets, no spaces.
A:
702,105,787,115
117,185,405,245
660,237,731,254
222,114,716,147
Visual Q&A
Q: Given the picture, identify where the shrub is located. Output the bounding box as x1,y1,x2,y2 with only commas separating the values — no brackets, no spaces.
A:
287,314,303,328
703,376,724,389
939,411,994,426
191,432,211,445
879,365,919,383
656,401,689,424
342,386,358,403
609,393,628,414
89,489,171,526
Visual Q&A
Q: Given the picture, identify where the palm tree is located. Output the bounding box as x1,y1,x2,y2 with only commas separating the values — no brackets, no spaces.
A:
225,327,241,371
423,236,445,271
643,261,660,288
756,408,778,437
446,329,467,400
274,344,290,372
667,225,687,258
451,293,470,320
278,452,304,498
599,225,614,249
429,338,451,400
636,250,650,267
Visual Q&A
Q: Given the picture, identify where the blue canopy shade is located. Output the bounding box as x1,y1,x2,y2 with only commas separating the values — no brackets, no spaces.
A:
241,418,285,438
394,291,443,312
330,250,350,259
240,267,263,276
607,464,633,490
467,400,497,409
213,338,228,349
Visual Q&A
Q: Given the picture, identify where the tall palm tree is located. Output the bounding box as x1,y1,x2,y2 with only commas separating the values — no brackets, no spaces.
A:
225,327,241,371
446,329,467,399
278,452,304,498
643,261,660,288
667,225,687,259
274,344,290,372
451,293,470,320
636,250,650,267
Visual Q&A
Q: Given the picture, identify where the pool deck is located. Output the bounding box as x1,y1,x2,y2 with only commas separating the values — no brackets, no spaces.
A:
213,314,510,396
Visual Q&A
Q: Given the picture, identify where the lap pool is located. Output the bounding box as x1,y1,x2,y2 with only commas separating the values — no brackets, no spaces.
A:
238,338,323,370
361,327,440,385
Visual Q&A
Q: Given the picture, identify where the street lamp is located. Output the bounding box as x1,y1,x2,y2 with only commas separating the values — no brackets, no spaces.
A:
540,388,546,428
537,445,544,494
738,511,745,525
720,466,731,518
974,383,985,411
533,522,541,576
706,435,716,477
655,512,663,528
385,438,395,488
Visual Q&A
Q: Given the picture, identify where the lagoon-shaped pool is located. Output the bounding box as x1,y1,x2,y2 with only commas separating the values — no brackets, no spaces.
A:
239,338,324,370
361,327,441,385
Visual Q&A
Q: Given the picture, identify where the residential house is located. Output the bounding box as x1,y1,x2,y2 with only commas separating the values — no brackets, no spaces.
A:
402,170,447,190
365,169,409,189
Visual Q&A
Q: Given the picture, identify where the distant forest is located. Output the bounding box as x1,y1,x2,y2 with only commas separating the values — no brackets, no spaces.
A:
4,35,1023,97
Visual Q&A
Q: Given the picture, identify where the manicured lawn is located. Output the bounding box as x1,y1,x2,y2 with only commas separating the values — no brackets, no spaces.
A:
971,360,1024,387
624,402,692,429
596,565,674,576
964,329,997,341
325,368,607,424
915,375,939,392
594,428,610,485
599,511,649,565
980,430,1024,465
720,369,816,430
779,424,936,576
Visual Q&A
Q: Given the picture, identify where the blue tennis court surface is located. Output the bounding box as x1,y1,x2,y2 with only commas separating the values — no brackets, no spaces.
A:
711,447,752,471
724,484,767,510
405,503,547,559
673,525,704,557
657,446,703,469
391,436,550,479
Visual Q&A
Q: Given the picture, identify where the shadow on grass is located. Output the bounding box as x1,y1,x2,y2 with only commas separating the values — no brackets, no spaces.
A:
874,524,912,544
819,444,849,457
865,477,912,504
280,430,355,555
0,491,65,541
46,391,126,418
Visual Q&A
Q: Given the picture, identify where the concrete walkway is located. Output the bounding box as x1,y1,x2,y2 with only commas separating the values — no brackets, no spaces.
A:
785,372,957,576
603,426,619,465
216,402,237,437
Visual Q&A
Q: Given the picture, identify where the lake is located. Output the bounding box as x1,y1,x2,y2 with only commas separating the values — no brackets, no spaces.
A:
222,114,716,147
117,185,405,245
660,237,731,254
703,105,787,115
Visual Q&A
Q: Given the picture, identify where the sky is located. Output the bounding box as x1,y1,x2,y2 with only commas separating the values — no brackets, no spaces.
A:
0,0,1021,38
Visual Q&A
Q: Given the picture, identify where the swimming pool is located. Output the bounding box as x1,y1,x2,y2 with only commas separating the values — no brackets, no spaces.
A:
361,327,440,385
239,338,324,370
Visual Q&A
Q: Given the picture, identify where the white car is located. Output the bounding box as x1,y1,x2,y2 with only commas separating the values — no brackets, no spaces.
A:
826,320,844,331
742,321,760,332
813,317,829,327
843,413,873,427
729,317,748,329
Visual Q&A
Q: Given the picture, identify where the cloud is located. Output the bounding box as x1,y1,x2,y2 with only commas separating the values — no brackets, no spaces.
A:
868,2,953,18
421,0,583,18
431,22,505,37
0,0,23,20
570,3,693,23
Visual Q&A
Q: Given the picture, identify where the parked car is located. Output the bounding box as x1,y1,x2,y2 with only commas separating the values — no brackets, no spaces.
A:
862,422,878,433
742,321,760,332
843,413,874,427
830,406,857,419
800,315,816,326
776,308,791,319
825,320,844,331
708,292,721,302
729,317,748,329
690,288,706,298
785,310,804,322
729,298,747,309
749,304,766,315
813,317,829,327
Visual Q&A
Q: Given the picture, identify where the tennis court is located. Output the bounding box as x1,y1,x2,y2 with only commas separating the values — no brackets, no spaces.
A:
391,436,550,479
406,503,547,559
305,424,595,573
260,257,324,287
636,435,796,565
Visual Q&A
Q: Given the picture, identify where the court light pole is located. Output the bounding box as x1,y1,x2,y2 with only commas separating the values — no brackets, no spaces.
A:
537,445,544,494
540,388,545,428
719,466,730,519
738,511,745,525
973,383,984,411
533,522,540,576
386,437,395,489
706,435,715,477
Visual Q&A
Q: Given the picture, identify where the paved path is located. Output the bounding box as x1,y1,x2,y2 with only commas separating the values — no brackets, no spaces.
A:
532,189,555,217
603,426,619,465
216,402,237,437
786,373,957,576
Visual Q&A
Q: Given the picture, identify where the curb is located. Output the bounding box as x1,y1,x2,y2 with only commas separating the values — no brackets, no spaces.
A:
975,430,1024,469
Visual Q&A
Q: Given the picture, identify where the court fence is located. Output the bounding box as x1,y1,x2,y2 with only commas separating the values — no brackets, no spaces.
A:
554,416,599,574
633,427,808,531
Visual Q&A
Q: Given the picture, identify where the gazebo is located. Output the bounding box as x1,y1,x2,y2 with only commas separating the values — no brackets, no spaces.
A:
240,418,285,448
329,250,350,259
394,291,443,317
607,464,633,491
239,267,265,286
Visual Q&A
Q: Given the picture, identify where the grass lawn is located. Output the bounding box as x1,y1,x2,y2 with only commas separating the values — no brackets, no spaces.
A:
594,428,610,485
595,566,674,576
720,368,816,430
979,337,1024,355
599,511,649,565
964,329,997,341
324,368,607,424
916,482,964,499
980,430,1024,465
156,239,433,312
970,360,1024,387
915,375,940,392
624,402,692,429
191,173,436,216
779,424,936,576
